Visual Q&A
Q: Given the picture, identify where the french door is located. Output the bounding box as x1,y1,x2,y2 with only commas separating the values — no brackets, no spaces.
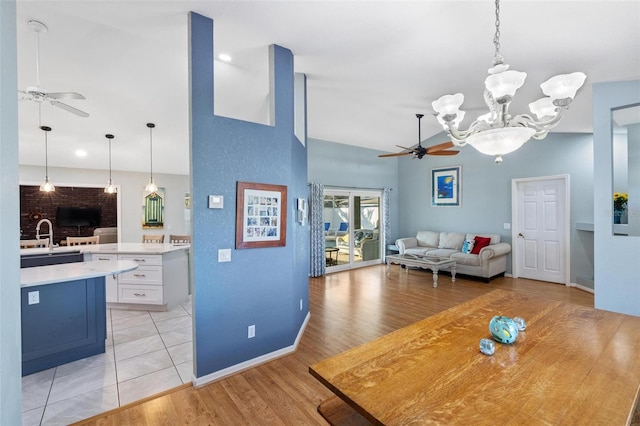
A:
324,189,382,271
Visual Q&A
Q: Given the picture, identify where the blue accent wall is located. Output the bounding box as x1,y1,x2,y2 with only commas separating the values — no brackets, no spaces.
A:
189,13,309,377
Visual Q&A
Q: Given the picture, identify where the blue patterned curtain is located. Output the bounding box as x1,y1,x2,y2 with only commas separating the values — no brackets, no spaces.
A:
309,182,326,277
382,187,391,258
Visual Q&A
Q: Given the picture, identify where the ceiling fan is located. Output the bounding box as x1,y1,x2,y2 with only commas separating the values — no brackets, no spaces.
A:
18,20,89,118
379,113,459,159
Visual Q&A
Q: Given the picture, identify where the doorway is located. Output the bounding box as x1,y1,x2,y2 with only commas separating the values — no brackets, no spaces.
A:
511,175,570,285
324,189,383,271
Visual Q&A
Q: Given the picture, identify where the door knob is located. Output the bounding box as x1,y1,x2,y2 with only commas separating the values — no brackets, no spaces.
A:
518,232,524,238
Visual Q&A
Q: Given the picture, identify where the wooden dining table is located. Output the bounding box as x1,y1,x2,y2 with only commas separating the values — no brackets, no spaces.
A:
309,289,640,425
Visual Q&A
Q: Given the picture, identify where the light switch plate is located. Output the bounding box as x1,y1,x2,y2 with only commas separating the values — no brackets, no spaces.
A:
218,248,231,262
208,195,224,209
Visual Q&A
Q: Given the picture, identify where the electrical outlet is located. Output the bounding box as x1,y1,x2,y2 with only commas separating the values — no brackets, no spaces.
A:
28,291,40,305
248,324,255,339
504,223,511,230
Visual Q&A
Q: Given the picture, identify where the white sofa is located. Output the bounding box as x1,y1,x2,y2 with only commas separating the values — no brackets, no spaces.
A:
395,230,511,282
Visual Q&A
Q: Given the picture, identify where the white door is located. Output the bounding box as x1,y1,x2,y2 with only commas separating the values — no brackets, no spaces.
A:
512,176,569,285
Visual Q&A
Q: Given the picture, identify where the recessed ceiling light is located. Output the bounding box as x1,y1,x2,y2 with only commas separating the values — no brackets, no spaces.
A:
218,53,232,62
75,149,87,157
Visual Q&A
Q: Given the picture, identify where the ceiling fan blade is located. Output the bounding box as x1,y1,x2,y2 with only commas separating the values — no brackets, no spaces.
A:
50,100,89,117
378,151,413,158
426,141,455,153
395,145,415,151
47,92,86,100
427,150,459,156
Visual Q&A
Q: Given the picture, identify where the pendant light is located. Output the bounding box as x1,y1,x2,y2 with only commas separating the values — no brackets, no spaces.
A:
104,133,117,194
145,122,158,193
39,125,55,192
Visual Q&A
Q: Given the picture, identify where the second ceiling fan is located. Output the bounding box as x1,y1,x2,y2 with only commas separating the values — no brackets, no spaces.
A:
379,114,459,159
18,20,89,118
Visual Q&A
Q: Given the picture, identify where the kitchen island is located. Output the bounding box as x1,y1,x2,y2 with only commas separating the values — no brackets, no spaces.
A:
21,243,190,311
20,260,137,376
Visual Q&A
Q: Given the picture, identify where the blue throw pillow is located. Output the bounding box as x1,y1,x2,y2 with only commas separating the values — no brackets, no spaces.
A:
461,239,475,254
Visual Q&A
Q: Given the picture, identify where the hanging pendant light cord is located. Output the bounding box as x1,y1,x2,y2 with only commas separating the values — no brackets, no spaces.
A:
108,137,113,182
148,123,155,182
42,126,50,180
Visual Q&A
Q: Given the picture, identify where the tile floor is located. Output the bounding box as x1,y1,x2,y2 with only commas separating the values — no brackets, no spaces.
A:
21,299,193,426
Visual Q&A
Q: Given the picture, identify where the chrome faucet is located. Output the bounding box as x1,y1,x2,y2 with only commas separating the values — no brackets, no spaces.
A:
35,218,55,250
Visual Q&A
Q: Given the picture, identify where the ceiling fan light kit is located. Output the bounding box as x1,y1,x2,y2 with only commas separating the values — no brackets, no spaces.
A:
19,20,90,118
431,0,586,163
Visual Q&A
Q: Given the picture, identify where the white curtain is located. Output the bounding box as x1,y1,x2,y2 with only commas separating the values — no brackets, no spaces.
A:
309,182,326,277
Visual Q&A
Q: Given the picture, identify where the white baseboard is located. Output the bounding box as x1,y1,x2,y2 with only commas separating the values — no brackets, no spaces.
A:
192,311,311,388
570,282,595,294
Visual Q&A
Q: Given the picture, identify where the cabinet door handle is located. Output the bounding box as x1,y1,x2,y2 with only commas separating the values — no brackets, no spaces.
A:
133,258,146,262
133,293,146,297
133,273,146,278
97,257,111,261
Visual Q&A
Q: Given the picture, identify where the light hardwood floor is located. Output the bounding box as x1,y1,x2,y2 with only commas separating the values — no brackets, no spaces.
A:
75,265,594,425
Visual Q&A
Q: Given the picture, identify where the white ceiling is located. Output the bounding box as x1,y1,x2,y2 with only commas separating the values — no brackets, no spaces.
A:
15,1,640,176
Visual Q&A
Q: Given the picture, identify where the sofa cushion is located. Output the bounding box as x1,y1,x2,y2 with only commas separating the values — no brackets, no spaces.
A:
425,248,459,258
471,236,492,254
450,252,482,266
405,248,431,256
438,232,466,250
461,239,475,254
416,231,439,248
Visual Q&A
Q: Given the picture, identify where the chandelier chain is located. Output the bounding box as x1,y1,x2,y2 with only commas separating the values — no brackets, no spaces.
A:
493,0,502,65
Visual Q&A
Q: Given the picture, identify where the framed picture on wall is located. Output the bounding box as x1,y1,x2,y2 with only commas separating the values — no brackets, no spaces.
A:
431,166,461,207
236,181,287,249
142,187,165,228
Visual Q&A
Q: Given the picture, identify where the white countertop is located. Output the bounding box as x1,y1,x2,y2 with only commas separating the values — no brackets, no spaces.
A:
21,260,138,287
20,242,190,257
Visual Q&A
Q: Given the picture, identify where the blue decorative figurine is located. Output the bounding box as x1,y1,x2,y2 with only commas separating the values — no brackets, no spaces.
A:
489,315,519,344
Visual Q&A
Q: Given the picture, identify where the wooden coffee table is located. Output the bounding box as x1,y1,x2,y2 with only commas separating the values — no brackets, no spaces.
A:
310,290,640,425
386,253,455,287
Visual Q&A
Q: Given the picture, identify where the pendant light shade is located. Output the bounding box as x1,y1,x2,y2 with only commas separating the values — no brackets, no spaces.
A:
39,125,55,192
104,133,117,194
145,123,158,193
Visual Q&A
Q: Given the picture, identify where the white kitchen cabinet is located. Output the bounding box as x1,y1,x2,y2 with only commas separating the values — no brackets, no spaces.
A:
89,244,189,311
91,253,118,303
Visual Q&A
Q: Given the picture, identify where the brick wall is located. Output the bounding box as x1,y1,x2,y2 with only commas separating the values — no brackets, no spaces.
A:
20,185,117,245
